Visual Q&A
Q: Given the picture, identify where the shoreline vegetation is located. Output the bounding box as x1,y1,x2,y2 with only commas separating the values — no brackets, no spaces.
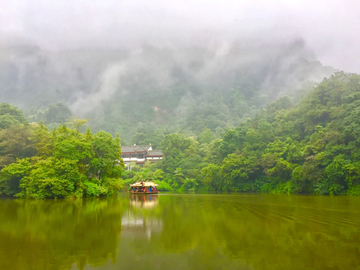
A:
1,72,360,198
0,115,124,199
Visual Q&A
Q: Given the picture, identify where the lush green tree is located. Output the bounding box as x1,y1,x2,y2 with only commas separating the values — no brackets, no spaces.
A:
161,133,197,173
201,163,221,191
0,158,32,196
0,122,124,198
28,103,72,125
197,128,214,145
265,96,294,116
0,103,27,129
220,153,257,191
16,157,81,199
218,125,248,159
131,127,165,149
66,117,89,133
91,131,122,180
0,125,37,169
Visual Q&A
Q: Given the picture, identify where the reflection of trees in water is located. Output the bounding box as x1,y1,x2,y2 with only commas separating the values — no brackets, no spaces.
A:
122,194,162,240
0,195,359,270
0,198,126,270
114,195,254,270
156,195,360,270
104,195,360,270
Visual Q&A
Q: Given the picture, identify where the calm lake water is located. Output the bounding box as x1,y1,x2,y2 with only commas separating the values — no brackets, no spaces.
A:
1,193,360,270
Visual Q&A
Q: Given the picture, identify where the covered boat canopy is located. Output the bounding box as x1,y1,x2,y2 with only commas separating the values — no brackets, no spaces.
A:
130,181,159,187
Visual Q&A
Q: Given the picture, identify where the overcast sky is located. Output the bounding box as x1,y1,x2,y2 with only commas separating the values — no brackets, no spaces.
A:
1,0,359,72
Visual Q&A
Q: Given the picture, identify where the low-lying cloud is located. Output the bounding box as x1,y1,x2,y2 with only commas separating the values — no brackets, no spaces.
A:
0,0,359,73
69,63,125,116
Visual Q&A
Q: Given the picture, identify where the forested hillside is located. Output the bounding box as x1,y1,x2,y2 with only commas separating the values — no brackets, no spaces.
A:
4,41,360,197
2,72,360,197
124,72,360,196
0,40,335,142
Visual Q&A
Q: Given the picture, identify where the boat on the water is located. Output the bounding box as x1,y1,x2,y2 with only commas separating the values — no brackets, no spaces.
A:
129,181,159,194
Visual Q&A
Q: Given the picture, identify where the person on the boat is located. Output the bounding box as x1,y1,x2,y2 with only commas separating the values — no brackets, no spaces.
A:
144,187,147,193
149,186,152,192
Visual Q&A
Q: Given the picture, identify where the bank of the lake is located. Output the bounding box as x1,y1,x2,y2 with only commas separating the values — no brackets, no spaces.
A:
0,193,359,270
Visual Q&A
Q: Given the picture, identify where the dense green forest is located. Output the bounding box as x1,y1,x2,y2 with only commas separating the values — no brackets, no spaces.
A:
0,104,123,198
2,72,360,197
124,72,360,196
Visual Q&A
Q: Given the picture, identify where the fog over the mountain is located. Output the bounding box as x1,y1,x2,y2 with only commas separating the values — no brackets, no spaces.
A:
0,0,359,139
1,0,359,72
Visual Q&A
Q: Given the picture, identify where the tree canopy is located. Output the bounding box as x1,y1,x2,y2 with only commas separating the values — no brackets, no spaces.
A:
0,114,124,198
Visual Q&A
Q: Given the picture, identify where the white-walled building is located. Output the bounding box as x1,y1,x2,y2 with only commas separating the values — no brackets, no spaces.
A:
121,144,163,167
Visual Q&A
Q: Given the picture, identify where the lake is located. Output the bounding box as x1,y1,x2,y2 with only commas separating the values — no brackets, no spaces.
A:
0,193,359,270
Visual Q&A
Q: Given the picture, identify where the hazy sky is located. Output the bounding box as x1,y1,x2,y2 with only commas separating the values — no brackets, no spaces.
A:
1,0,359,72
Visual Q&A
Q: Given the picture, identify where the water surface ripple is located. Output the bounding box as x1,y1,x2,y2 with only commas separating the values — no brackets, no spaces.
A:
0,194,359,270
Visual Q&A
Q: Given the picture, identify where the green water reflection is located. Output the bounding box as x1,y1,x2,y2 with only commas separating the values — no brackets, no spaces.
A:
1,194,359,270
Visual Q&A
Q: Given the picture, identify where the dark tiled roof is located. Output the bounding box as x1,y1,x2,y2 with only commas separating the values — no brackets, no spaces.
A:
147,150,163,156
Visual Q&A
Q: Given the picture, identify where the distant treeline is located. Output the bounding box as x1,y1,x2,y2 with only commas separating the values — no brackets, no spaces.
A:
124,72,360,196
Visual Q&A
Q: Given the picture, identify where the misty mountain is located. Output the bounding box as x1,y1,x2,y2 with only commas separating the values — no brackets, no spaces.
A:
0,39,335,141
